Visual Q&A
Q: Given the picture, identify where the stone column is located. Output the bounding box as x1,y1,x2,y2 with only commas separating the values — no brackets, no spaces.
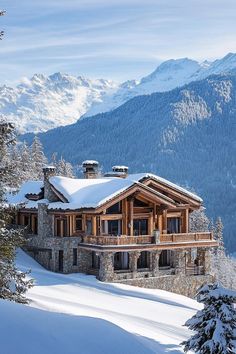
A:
175,249,186,275
204,248,212,275
98,252,114,282
151,250,162,277
38,203,53,238
129,251,141,279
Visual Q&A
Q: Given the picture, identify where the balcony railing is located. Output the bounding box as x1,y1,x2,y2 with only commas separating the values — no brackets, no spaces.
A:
82,232,213,246
160,232,213,243
83,235,153,246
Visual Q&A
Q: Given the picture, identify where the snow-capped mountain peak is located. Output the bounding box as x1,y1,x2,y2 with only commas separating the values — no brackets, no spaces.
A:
1,53,236,133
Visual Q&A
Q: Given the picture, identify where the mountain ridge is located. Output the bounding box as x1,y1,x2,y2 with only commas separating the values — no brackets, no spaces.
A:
2,53,236,133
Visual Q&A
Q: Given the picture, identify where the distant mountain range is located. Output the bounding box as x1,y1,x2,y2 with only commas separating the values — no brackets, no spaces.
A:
1,53,236,133
23,73,236,253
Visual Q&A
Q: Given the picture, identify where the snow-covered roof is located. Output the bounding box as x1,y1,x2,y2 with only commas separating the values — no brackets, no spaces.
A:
126,173,203,202
7,181,43,206
49,176,135,209
8,172,202,210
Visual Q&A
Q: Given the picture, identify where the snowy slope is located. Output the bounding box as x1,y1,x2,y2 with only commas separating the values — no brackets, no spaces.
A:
2,53,236,133
0,73,118,133
0,249,202,354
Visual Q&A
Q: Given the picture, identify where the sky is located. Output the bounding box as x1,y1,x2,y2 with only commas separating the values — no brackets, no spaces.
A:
0,0,236,85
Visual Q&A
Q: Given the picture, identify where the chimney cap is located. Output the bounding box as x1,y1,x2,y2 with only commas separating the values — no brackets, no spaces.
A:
43,165,56,171
82,160,99,166
112,165,129,172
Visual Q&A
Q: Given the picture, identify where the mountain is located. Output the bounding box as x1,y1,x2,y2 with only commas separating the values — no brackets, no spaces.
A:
23,74,236,253
83,53,236,117
2,53,236,133
0,73,118,133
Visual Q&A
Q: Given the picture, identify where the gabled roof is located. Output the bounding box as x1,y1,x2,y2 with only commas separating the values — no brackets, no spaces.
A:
8,173,202,210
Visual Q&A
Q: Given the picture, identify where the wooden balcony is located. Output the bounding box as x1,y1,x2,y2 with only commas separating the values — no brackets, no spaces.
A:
82,232,213,246
160,232,213,243
83,235,153,246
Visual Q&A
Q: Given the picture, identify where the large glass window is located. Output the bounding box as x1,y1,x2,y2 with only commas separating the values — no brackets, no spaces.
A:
133,219,148,235
167,217,181,234
137,251,150,269
159,250,171,267
102,220,122,235
114,252,129,270
75,217,82,231
106,202,121,214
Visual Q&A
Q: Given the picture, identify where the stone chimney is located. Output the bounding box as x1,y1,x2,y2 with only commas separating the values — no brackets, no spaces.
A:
82,160,99,179
43,166,57,201
104,165,129,178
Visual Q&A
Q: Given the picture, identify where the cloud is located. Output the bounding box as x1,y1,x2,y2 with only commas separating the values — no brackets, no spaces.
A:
0,0,236,84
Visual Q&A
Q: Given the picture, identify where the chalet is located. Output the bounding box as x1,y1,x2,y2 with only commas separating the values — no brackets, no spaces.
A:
9,161,218,297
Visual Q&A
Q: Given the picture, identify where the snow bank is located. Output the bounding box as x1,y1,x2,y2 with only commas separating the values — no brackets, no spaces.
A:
0,249,203,354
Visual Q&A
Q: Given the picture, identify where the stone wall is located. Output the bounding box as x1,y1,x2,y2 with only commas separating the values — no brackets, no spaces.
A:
25,235,82,273
115,274,214,298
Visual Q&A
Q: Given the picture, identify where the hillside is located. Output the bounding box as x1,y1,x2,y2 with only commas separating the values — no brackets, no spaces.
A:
0,249,201,354
2,53,236,133
23,74,236,252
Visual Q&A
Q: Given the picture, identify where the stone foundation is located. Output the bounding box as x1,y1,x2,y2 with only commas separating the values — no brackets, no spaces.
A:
114,274,214,298
25,235,82,273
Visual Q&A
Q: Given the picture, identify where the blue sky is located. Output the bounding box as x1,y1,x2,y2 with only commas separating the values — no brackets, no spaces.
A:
0,0,236,85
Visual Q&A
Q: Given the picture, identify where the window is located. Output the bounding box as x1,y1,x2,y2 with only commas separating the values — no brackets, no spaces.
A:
137,251,150,269
106,202,121,214
114,252,129,270
73,248,78,266
24,215,30,226
167,217,181,234
58,250,63,272
133,198,148,207
102,220,122,235
133,219,148,236
86,220,92,235
75,217,82,231
92,252,100,269
159,250,171,267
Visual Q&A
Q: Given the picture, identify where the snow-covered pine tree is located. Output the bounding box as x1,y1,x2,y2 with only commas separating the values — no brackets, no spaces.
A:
31,136,48,179
181,283,236,354
56,157,75,178
214,217,225,256
210,217,236,290
189,207,210,233
0,122,33,303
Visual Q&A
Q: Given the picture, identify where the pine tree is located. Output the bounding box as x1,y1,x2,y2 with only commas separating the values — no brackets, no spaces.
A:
31,136,48,179
0,122,33,303
189,207,210,233
181,283,236,354
214,217,225,256
56,157,74,178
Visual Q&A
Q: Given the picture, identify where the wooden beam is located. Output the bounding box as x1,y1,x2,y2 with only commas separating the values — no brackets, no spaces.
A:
92,216,96,236
162,209,167,234
129,199,134,236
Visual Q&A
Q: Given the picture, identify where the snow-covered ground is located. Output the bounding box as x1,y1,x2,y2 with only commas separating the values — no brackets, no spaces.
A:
0,250,201,354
